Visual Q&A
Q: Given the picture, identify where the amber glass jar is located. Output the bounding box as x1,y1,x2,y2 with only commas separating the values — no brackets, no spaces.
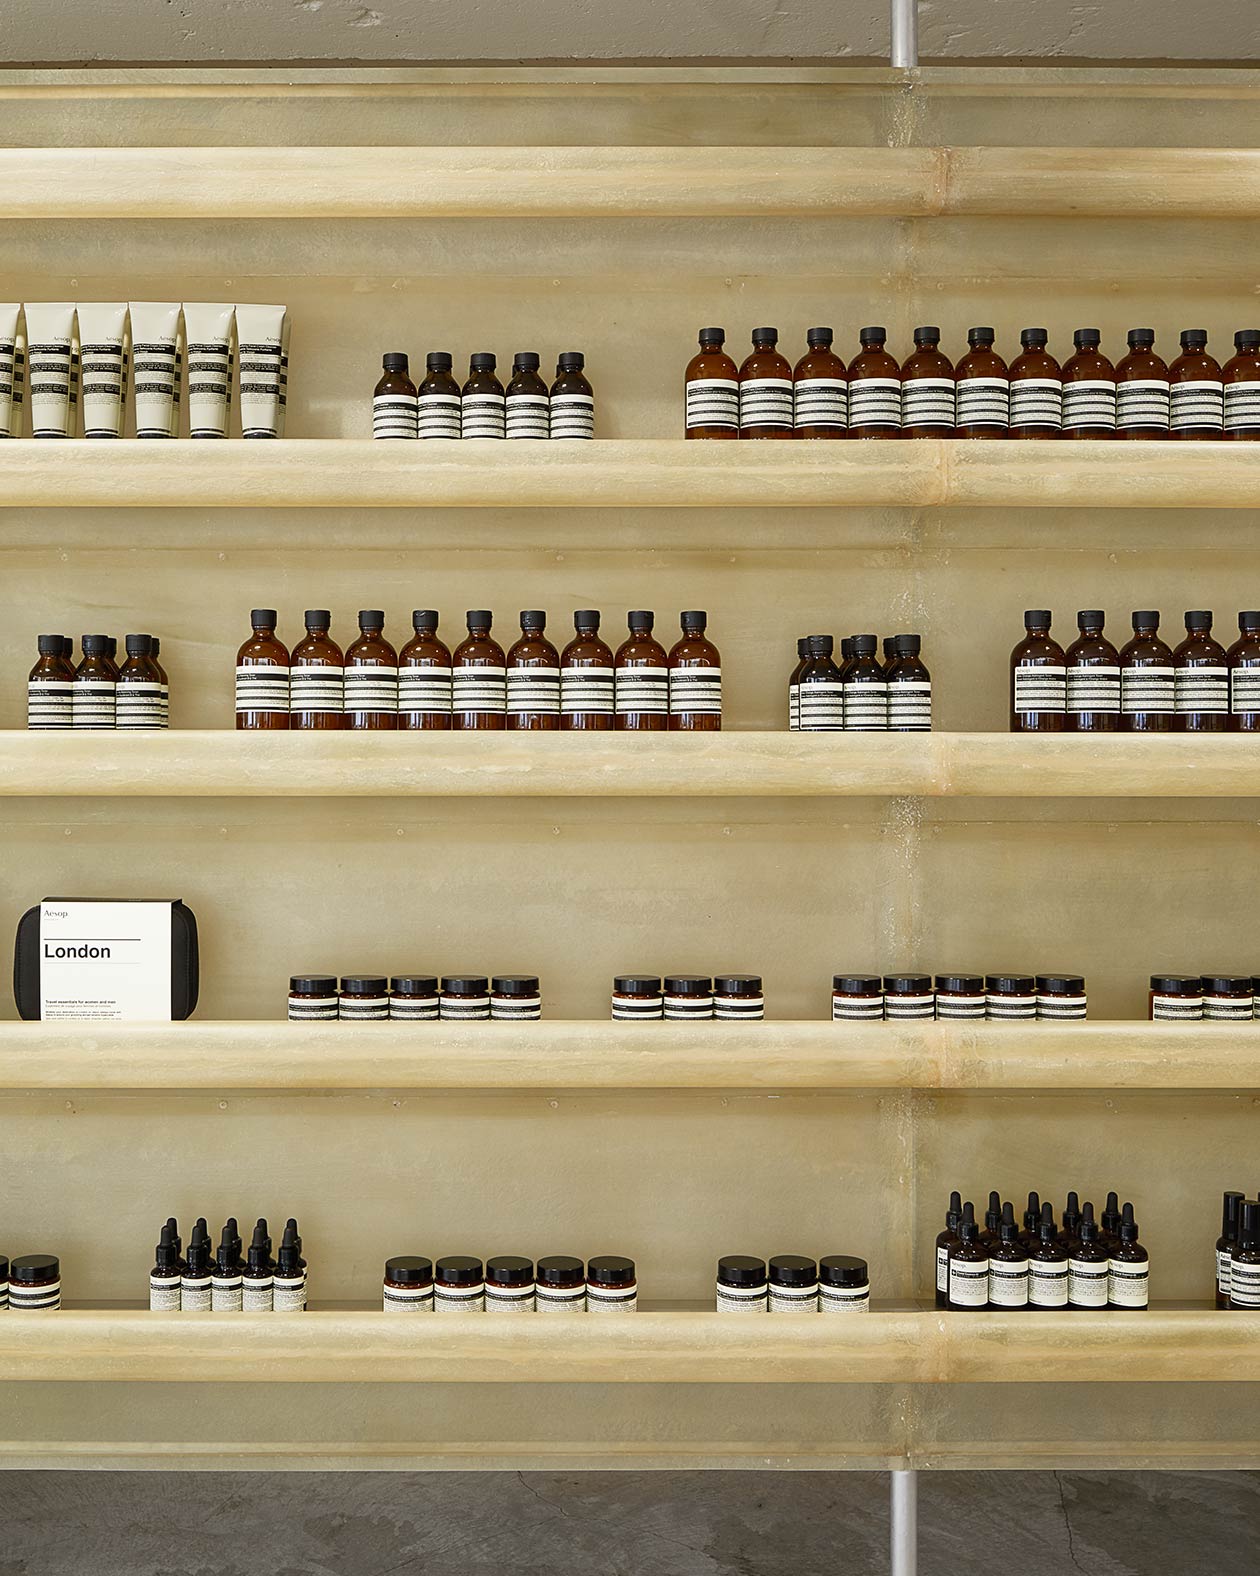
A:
383,1256,434,1312
390,975,440,1021
1036,974,1087,1020
934,974,986,1020
713,974,764,1020
612,975,664,1021
440,975,492,1021
884,974,934,1020
339,975,390,1022
663,975,714,1020
491,975,542,1021
986,974,1037,1021
832,975,884,1021
288,974,339,1022
1202,975,1254,1021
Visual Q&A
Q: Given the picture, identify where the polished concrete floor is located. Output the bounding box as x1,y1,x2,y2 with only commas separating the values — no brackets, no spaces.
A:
1,1470,1254,1574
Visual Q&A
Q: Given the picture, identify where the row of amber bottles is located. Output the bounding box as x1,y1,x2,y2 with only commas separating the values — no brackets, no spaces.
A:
789,633,931,732
373,351,594,440
685,326,1260,439
236,609,721,730
1010,608,1260,732
28,633,169,730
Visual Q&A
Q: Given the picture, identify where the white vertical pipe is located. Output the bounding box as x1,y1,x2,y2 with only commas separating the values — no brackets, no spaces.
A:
891,0,919,68
891,1469,918,1576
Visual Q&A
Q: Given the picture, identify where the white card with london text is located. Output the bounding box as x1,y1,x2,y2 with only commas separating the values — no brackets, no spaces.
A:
39,900,173,1020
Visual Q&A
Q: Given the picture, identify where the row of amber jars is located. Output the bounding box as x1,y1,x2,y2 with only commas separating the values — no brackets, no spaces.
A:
685,325,1260,439
383,1254,636,1312
288,975,540,1021
611,974,764,1021
1149,975,1258,1021
831,974,1086,1021
236,608,720,730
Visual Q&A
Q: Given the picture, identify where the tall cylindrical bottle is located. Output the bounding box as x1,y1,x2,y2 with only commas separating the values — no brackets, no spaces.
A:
1061,329,1116,439
506,610,560,730
235,610,289,731
372,352,417,439
847,326,901,437
614,610,669,731
792,326,847,438
452,610,506,730
344,609,398,730
1116,328,1170,438
1010,610,1065,731
797,634,843,731
1169,329,1224,438
1065,610,1120,732
668,611,721,730
399,610,453,730
899,325,955,437
684,327,739,439
1119,611,1175,732
28,633,74,730
953,327,1008,438
560,610,614,730
1008,329,1062,438
1174,610,1228,732
738,328,792,439
290,609,344,731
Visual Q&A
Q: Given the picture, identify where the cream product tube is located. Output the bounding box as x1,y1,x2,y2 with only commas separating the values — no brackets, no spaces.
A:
183,303,235,438
0,304,22,437
76,303,129,438
25,303,76,438
236,303,288,438
130,302,182,438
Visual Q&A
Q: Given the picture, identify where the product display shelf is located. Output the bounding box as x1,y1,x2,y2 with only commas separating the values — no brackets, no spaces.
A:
0,1020,1255,1092
3,731,1260,798
0,440,1257,510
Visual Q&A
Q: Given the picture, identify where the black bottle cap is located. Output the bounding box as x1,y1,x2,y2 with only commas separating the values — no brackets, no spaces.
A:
884,973,931,994
967,327,995,345
1132,610,1160,630
751,327,778,346
512,352,541,373
1235,330,1260,351
1024,609,1052,631
796,636,809,657
557,352,585,371
1023,1192,1040,1226
947,1189,962,1223
10,1253,58,1283
913,325,941,345
342,975,388,994
426,352,453,372
155,1224,179,1273
302,610,330,632
358,609,386,633
1184,610,1213,632
81,634,112,655
714,974,762,994
893,633,922,657
959,1217,980,1244
442,975,489,994
124,634,153,657
698,327,725,347
469,352,496,372
250,609,278,629
664,975,712,995
1073,328,1101,349
588,1255,636,1286
573,609,601,632
486,1255,534,1286
1077,609,1105,629
1239,611,1260,633
883,636,897,661
1038,1219,1059,1246
858,326,886,345
819,1254,869,1287
627,609,655,632
1204,975,1252,994
1180,329,1208,350
412,609,439,632
1223,1191,1246,1236
767,1254,816,1287
936,973,984,994
291,974,337,993
386,1255,433,1286
436,1255,483,1285
717,1254,767,1287
833,975,882,994
537,1254,585,1286
999,1218,1022,1245
150,637,161,657
1020,328,1048,348
466,609,492,630
37,634,62,656
614,975,662,994
391,975,438,994
806,326,833,348
851,634,878,656
519,609,547,632
1127,328,1156,348
986,974,1035,993
807,634,835,658
680,610,708,634
382,352,409,372
1036,974,1085,994
492,975,540,996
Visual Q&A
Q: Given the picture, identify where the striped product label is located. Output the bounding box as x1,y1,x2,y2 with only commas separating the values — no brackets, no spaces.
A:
491,998,542,1019
1229,1261,1260,1307
187,341,231,437
1014,665,1065,713
1108,1263,1148,1309
242,1278,273,1312
739,377,793,430
686,378,738,431
486,1286,536,1312
506,394,550,439
1037,996,1087,1019
1067,663,1120,714
150,1274,182,1311
586,1285,637,1311
1204,997,1253,1020
669,666,722,717
434,1285,486,1312
81,340,126,436
550,393,594,439
239,341,283,437
72,679,116,729
1171,379,1224,432
536,1285,586,1311
832,998,884,1020
1152,994,1203,1019
1068,1259,1109,1309
901,377,955,428
133,340,178,436
1122,665,1175,714
1225,381,1260,432
507,665,561,716
372,392,418,439
936,996,986,1019
28,681,72,729
345,664,399,714
844,679,887,731
848,377,901,427
1176,665,1228,714
768,1283,817,1313
291,667,345,714
561,665,614,716
9,1282,61,1311
0,336,20,436
236,664,289,714
211,1276,243,1313
615,667,668,716
384,1285,434,1311
1009,377,1062,428
399,666,453,714
612,994,663,1019
181,1275,212,1312
453,665,506,715
955,376,1009,428
1231,666,1260,714
798,679,843,731
887,679,931,731
417,392,461,438
1062,379,1117,431
716,1283,769,1312
339,998,390,1020
714,995,764,1020
28,338,73,435
819,1285,869,1312
116,681,165,729
885,995,934,1019
987,996,1037,1020
440,996,491,1020
664,995,713,1020
273,1274,307,1313
1117,378,1170,430
462,392,505,439
789,682,799,730
793,376,847,429
159,683,170,728
390,997,439,1019
288,996,339,1020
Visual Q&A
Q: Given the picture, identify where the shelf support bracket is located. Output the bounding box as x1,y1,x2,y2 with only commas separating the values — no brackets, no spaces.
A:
891,1468,918,1576
891,0,919,69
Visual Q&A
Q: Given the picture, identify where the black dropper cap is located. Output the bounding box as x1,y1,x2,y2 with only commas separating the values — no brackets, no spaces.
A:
1180,329,1208,350
1020,328,1048,349
1039,1200,1057,1235
1073,328,1101,349
984,1190,1002,1235
105,638,117,659
278,1218,305,1274
751,327,778,347
358,609,385,631
839,637,855,660
412,609,439,632
698,327,725,347
796,636,808,658
806,327,833,348
250,610,277,630
216,1218,241,1274
166,1216,181,1255
913,325,941,346
557,352,585,371
959,1211,980,1246
1222,1190,1246,1240
1024,609,1052,632
1127,328,1156,349
248,1218,272,1271
1063,1191,1081,1234
382,352,409,373
681,610,707,634
154,1223,178,1273
1037,1218,1058,1247
466,609,492,631
304,609,331,631
1239,1199,1260,1251
858,326,886,346
1079,1202,1099,1243
1132,610,1159,631
426,352,453,372
1023,1191,1041,1236
967,326,995,346
1118,1201,1138,1244
627,610,654,633
1102,1191,1122,1237
882,636,896,661
999,1202,1021,1245
470,352,496,372
186,1218,211,1276
1185,610,1213,632
520,609,547,631
512,352,540,373
574,609,600,633
37,634,63,656
946,1189,962,1230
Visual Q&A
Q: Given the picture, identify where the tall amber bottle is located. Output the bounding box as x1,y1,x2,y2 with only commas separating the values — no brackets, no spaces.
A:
550,352,595,440
116,634,165,731
1061,329,1116,439
1227,611,1260,732
452,610,506,730
461,353,505,440
1116,329,1170,438
899,326,955,438
345,610,398,730
290,609,344,731
506,610,560,730
1223,329,1260,439
614,611,669,731
847,326,901,438
953,327,1009,438
372,353,417,440
235,609,289,731
416,352,462,439
1173,610,1228,732
1008,329,1062,438
1065,609,1120,732
1010,609,1066,731
738,328,793,439
1119,611,1175,732
668,611,721,731
505,353,550,440
560,610,614,730
1169,329,1224,438
792,327,847,438
684,328,739,439
398,609,452,730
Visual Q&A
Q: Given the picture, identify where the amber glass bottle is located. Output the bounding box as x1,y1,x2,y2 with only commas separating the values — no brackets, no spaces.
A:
344,610,397,730
1061,329,1116,439
614,611,669,731
560,610,614,730
1228,611,1260,732
953,327,1009,437
290,609,344,731
372,352,417,440
1010,609,1065,731
1065,610,1120,732
452,610,506,730
885,633,932,731
416,351,462,439
505,353,550,440
668,611,722,731
1174,610,1228,732
116,634,165,731
1116,329,1170,438
684,327,739,439
1119,611,1175,732
792,327,847,437
900,326,955,438
797,634,843,731
461,353,505,439
235,609,289,731
506,610,560,730
1169,330,1224,438
27,634,75,730
550,352,595,439
1008,329,1062,437
1223,329,1260,439
788,635,809,730
847,326,901,437
843,634,887,731
398,609,452,730
738,328,793,439
150,636,170,727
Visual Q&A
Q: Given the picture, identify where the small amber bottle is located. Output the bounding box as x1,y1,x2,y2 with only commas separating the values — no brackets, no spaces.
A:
843,634,887,731
614,610,669,731
935,1191,962,1309
1119,611,1175,732
1008,329,1062,437
988,1203,1029,1311
399,610,452,729
1108,1203,1148,1310
150,636,170,727
1061,329,1116,439
116,634,165,730
885,634,932,731
668,611,722,730
1223,329,1260,439
1068,1204,1110,1310
1065,609,1120,732
290,609,345,731
792,326,847,438
900,325,955,438
417,351,462,439
847,326,902,437
685,327,739,439
1010,609,1065,731
788,635,809,730
506,610,560,730
1028,1217,1069,1309
505,352,550,440
1231,1200,1260,1310
1228,611,1260,731
1174,610,1228,731
372,352,417,440
1217,1191,1246,1308
452,610,506,730
948,1205,989,1310
345,609,398,730
798,634,843,732
461,353,505,439
1169,330,1224,438
738,328,793,439
234,610,289,731
560,610,614,730
1116,329,1170,438
953,327,1009,437
27,634,75,730
550,352,595,440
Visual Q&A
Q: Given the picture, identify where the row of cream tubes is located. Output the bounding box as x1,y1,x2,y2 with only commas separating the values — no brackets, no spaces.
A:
0,302,289,440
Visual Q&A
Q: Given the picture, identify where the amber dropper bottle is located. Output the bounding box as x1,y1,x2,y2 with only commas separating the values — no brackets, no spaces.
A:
1229,1199,1260,1309
948,1203,989,1311
242,1219,275,1312
1028,1214,1069,1310
935,1190,962,1309
1108,1202,1149,1310
211,1217,244,1313
988,1203,1029,1311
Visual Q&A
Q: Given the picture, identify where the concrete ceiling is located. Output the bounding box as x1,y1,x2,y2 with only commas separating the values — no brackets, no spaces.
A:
3,0,1257,65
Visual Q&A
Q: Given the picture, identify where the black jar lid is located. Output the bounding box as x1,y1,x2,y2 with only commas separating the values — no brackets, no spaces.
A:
341,975,388,994
833,975,882,994
663,975,712,996
884,974,932,994
1150,974,1203,994
492,975,540,996
537,1254,585,1287
614,975,662,994
986,974,1035,993
587,1254,636,1286
1203,975,1253,995
486,1255,534,1286
291,974,338,993
819,1254,869,1288
435,1255,483,1285
717,1254,767,1287
385,1255,433,1287
442,975,489,994
935,973,985,994
0,1255,6,1279
768,1254,817,1287
10,1253,59,1283
392,975,438,994
1035,974,1086,994
714,974,762,995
